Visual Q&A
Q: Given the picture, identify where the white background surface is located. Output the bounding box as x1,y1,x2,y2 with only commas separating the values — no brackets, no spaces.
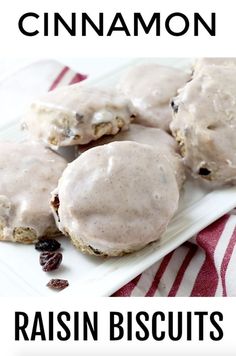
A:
0,0,235,57
0,297,235,356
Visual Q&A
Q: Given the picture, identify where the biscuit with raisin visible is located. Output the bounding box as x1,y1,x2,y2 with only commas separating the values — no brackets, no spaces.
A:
0,141,67,243
170,65,236,185
117,63,190,131
51,141,179,256
23,85,135,147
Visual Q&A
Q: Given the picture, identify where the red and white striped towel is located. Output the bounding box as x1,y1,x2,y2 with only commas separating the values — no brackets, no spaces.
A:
3,61,236,297
114,213,236,297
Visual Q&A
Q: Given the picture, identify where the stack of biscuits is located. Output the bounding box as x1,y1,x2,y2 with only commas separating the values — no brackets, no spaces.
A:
1,58,235,257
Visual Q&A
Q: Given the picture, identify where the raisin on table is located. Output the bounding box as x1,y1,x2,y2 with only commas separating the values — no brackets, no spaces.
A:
47,279,69,290
40,252,62,272
39,251,54,266
35,239,61,252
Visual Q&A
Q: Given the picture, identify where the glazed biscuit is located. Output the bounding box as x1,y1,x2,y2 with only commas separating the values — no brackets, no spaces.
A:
170,65,236,185
0,141,67,243
23,84,135,147
51,141,179,257
117,63,190,131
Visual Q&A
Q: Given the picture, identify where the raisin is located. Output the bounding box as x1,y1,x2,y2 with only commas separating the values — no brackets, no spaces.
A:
47,279,69,290
75,112,84,122
41,252,62,272
198,167,211,176
51,195,60,222
88,245,102,255
40,251,54,266
171,100,179,114
35,238,61,252
51,195,60,210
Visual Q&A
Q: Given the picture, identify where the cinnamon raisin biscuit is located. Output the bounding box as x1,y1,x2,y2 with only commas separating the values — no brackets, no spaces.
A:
23,84,135,147
51,141,179,257
117,63,190,131
77,124,185,189
194,57,236,75
170,65,236,185
0,141,67,243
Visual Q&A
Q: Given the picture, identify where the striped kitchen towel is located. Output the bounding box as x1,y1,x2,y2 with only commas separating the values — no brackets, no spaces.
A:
114,213,236,297
2,61,236,297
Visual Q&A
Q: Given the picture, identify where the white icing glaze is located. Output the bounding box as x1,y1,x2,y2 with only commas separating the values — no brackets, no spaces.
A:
194,57,236,75
52,141,179,254
170,65,236,185
78,124,185,188
117,64,190,131
0,141,67,241
23,84,135,147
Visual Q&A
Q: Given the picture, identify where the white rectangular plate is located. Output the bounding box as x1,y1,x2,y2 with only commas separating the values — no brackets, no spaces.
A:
0,58,236,297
